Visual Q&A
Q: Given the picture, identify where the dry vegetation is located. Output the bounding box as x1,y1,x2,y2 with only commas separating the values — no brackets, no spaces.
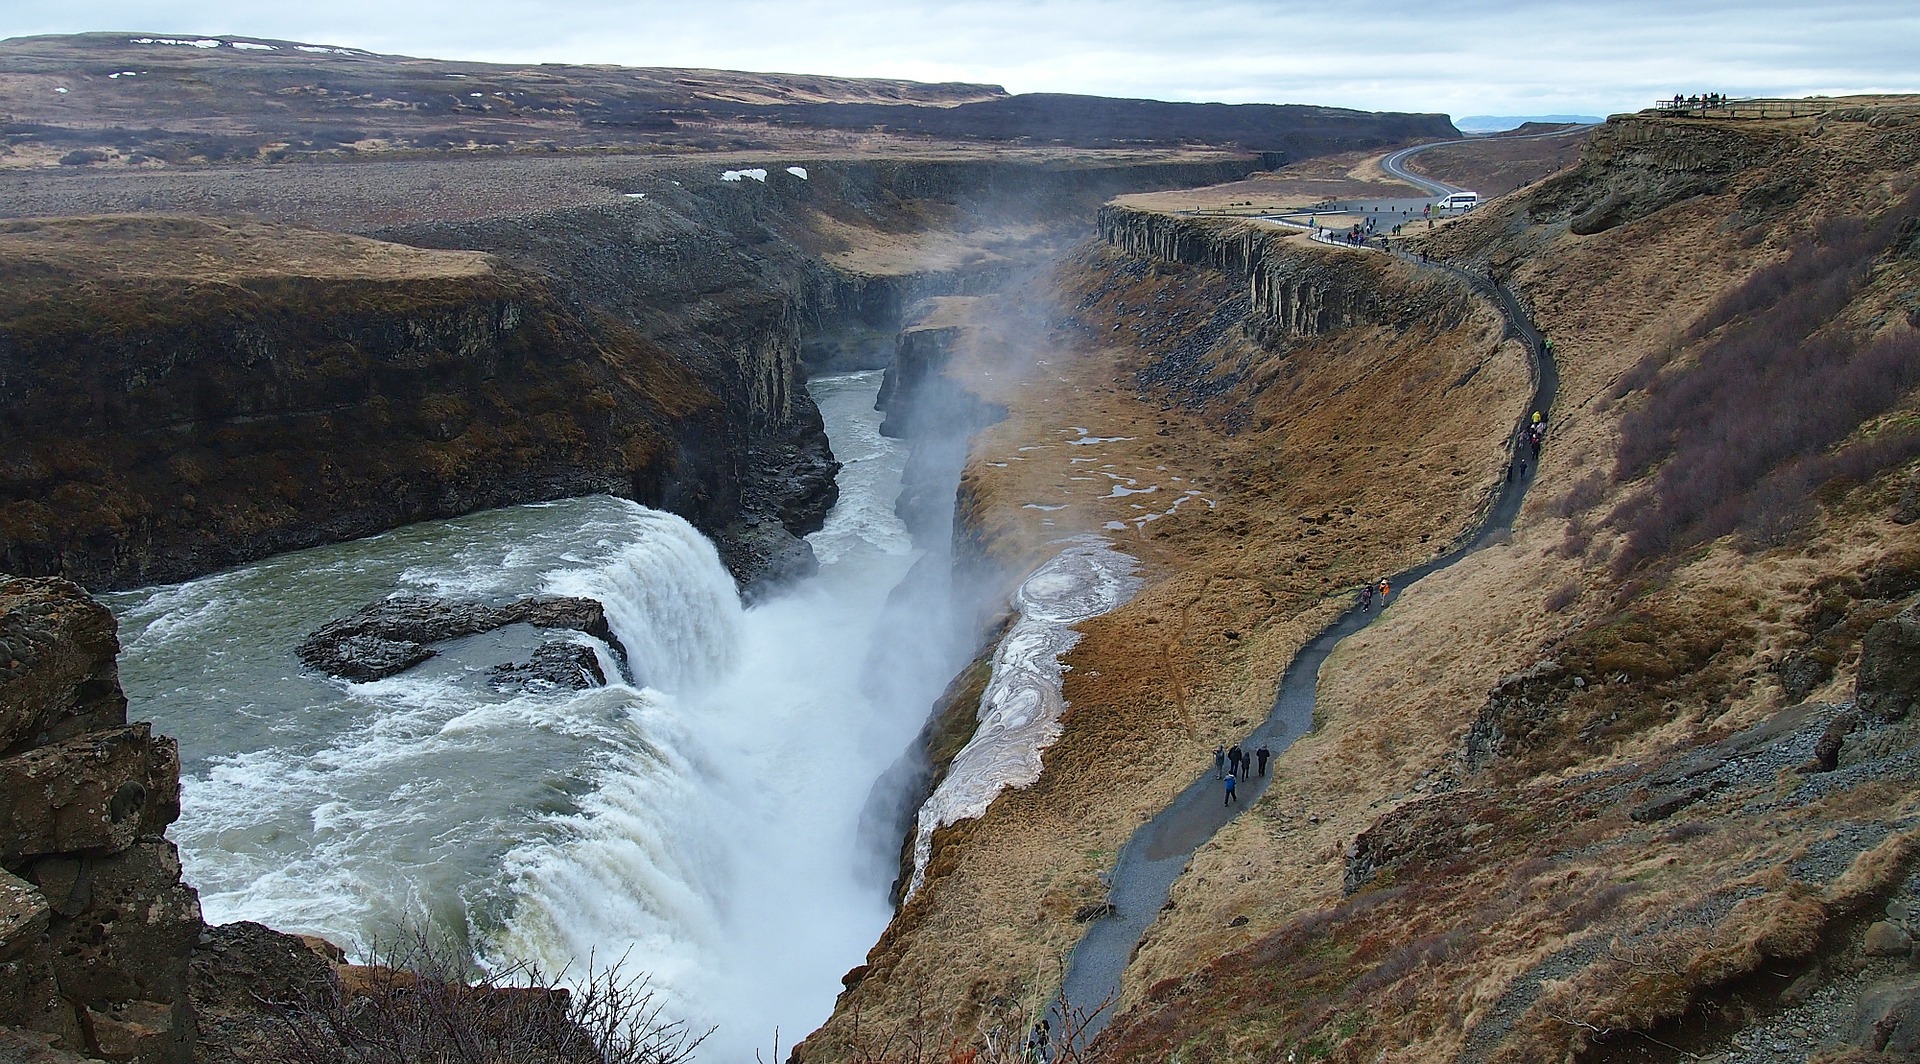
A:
802,201,1523,1059
810,100,1920,1063
1081,101,1920,1062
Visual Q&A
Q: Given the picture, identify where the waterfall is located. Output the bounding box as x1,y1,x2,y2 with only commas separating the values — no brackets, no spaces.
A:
108,372,947,1060
540,506,746,692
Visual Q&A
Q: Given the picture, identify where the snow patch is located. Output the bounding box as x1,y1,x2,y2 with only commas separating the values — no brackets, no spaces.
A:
1065,427,1134,445
785,166,808,180
131,37,222,48
52,87,68,94
720,169,768,183
906,538,1141,897
229,42,276,51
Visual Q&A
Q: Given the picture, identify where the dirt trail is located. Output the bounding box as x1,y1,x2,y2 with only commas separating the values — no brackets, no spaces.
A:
1052,266,1558,1049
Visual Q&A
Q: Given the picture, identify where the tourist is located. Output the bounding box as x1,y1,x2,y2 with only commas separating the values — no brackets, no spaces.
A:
1224,772,1238,805
1378,577,1391,601
1256,744,1271,777
1214,744,1226,779
1228,744,1244,776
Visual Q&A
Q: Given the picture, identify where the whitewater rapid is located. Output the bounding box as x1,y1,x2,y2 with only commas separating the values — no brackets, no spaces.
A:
109,370,952,1059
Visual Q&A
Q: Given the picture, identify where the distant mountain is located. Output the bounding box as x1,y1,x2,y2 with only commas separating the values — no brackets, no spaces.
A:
1454,114,1604,132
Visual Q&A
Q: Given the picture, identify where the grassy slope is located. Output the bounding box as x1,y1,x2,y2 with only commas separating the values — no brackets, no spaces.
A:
1091,102,1920,1062
801,220,1519,1058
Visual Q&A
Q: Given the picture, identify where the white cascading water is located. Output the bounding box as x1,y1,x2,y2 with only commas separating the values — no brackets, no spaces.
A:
107,370,956,1059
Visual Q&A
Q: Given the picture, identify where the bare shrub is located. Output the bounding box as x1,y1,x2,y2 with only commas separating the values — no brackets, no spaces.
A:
1606,188,1920,575
1553,471,1610,519
259,930,708,1064
1545,582,1582,612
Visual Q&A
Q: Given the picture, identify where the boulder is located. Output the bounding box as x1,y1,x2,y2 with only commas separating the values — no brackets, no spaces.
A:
1864,921,1915,958
84,1000,176,1062
0,870,50,961
1858,601,1920,721
0,1027,100,1063
1846,976,1920,1054
0,578,126,757
0,725,180,864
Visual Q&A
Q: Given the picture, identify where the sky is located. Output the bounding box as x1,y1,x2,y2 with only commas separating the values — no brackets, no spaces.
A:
4,0,1917,119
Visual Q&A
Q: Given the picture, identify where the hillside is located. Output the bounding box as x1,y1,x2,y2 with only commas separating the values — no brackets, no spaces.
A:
0,32,1452,168
800,97,1920,1063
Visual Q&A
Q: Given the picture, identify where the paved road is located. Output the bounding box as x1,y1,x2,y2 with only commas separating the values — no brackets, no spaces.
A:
1051,260,1558,1052
1380,123,1601,197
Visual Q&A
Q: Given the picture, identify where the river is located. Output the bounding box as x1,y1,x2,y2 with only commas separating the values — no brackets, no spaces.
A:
106,370,951,1059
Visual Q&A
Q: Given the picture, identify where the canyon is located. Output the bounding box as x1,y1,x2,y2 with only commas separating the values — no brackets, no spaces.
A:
4,28,1920,1064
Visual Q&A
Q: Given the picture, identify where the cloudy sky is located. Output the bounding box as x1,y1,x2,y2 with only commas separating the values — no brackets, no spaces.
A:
5,0,1917,119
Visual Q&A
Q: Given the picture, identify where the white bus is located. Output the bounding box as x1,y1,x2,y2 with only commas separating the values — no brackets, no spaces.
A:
1439,191,1480,211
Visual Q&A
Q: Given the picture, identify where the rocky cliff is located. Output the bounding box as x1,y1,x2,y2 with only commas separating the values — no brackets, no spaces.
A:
0,216,749,590
0,153,1259,594
1098,205,1473,339
1,576,199,1063
1083,99,1920,1064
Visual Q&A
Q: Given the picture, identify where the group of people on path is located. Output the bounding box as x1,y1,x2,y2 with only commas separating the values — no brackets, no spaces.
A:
1024,1019,1052,1062
1215,741,1271,804
1509,410,1548,482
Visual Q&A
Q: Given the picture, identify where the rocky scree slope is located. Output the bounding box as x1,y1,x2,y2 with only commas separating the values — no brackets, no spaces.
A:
1085,100,1920,1063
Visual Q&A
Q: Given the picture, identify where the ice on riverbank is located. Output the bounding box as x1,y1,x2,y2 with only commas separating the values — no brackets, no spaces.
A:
905,537,1141,897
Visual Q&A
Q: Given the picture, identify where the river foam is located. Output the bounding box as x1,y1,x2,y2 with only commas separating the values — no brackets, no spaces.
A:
905,536,1141,897
109,370,953,1059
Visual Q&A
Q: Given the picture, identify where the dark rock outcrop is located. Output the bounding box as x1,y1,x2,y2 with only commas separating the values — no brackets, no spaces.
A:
1857,600,1920,721
1098,206,1475,340
1,578,129,759
296,594,624,683
488,642,607,691
1462,659,1571,772
1523,115,1794,235
1343,790,1506,895
189,922,340,1063
1,576,200,1063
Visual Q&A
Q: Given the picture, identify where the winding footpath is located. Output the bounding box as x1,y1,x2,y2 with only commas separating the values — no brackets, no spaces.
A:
1053,262,1559,1048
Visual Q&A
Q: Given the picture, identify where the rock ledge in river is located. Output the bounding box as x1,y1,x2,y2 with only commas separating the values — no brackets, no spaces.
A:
297,595,625,683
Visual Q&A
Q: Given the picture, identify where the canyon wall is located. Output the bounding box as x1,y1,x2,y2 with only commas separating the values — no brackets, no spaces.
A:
0,576,199,1063
0,217,747,590
0,155,1256,593
1098,205,1473,338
